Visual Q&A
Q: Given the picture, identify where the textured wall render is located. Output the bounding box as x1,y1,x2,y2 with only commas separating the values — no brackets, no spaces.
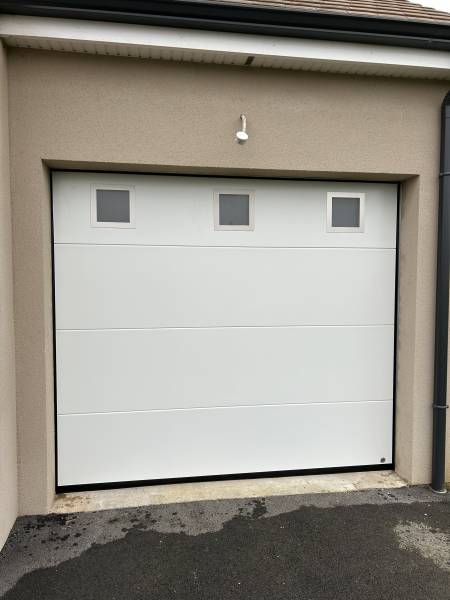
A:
7,48,450,514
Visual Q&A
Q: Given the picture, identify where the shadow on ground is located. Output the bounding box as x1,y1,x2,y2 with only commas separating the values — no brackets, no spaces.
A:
0,487,449,599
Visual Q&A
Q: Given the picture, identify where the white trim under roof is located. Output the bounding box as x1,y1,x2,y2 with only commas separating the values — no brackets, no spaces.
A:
1,14,450,80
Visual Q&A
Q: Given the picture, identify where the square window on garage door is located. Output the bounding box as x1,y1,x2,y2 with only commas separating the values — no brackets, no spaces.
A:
327,192,365,233
214,190,255,231
91,185,136,228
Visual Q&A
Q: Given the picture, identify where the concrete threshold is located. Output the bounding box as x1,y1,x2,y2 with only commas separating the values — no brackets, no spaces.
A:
52,470,407,514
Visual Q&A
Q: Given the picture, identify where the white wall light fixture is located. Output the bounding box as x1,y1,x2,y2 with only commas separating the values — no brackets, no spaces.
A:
236,114,249,144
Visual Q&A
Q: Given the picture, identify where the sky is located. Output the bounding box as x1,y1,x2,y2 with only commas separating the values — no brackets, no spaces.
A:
411,0,450,11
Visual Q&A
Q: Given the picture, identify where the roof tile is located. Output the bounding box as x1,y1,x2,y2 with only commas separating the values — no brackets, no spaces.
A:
207,0,450,24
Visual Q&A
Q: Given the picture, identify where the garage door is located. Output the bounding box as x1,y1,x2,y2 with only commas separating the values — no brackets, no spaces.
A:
53,172,397,487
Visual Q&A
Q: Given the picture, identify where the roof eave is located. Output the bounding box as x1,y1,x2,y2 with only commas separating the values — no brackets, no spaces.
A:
1,0,450,51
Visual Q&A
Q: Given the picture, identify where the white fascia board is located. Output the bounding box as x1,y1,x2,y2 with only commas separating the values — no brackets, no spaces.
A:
1,14,450,78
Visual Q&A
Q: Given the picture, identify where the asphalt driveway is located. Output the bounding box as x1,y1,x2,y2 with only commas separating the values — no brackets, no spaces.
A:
0,486,449,599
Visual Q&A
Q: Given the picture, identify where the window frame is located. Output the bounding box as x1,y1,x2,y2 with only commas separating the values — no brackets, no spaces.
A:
214,189,255,231
90,184,136,229
326,192,365,233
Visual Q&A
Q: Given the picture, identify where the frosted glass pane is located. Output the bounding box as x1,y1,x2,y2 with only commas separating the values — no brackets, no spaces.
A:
332,197,360,228
219,194,250,226
97,190,130,223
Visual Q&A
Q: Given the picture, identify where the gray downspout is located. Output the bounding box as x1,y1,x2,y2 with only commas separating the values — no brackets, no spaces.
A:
431,91,450,493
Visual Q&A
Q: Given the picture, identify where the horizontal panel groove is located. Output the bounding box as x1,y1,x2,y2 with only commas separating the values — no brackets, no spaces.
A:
56,324,395,331
58,399,393,417
54,243,396,250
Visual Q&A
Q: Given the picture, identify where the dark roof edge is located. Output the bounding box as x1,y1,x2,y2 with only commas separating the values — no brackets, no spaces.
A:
1,0,450,51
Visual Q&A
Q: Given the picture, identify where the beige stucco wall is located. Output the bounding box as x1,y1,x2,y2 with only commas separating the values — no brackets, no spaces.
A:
6,48,450,515
0,41,17,547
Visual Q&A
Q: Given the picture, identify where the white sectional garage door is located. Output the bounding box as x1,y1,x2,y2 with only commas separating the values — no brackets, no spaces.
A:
53,172,397,487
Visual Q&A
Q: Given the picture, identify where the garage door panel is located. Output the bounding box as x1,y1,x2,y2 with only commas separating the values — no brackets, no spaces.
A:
52,174,397,248
56,326,394,414
55,245,396,329
57,401,393,486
